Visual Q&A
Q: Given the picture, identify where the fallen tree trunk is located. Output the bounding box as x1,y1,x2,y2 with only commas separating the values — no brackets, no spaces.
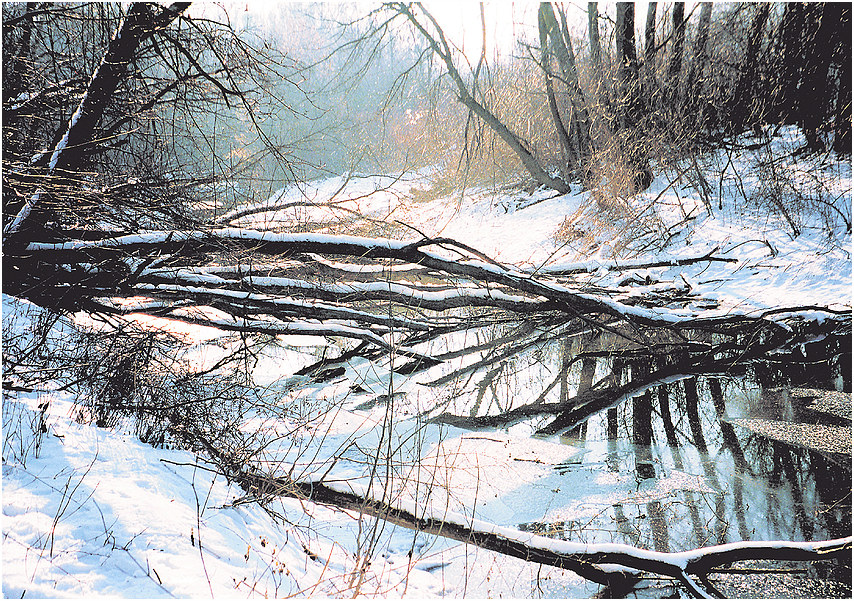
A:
181,422,852,598
7,228,848,383
8,228,806,331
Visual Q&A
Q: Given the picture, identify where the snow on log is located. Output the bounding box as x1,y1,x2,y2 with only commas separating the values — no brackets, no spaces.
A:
183,422,852,597
14,229,851,349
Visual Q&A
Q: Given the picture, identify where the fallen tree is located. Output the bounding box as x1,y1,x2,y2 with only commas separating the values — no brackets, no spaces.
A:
176,418,853,599
7,225,850,421
3,4,850,598
6,227,825,337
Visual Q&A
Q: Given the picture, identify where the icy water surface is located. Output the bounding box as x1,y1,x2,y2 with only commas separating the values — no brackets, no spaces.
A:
411,324,851,596
504,336,852,597
246,319,852,597
523,380,852,549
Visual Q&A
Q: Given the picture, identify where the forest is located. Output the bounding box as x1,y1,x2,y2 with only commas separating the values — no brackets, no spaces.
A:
2,2,851,598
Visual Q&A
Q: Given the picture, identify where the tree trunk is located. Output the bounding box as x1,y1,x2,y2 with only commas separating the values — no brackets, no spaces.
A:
3,3,37,100
3,2,190,242
587,2,608,137
588,2,601,69
658,379,678,447
615,2,653,192
539,4,578,180
667,2,686,97
833,7,852,154
685,3,713,128
802,3,844,151
730,3,770,135
558,6,594,174
644,2,657,68
771,2,805,126
684,376,707,454
538,2,592,181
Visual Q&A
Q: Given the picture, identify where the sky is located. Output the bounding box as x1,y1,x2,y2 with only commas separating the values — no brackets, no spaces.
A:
192,2,705,69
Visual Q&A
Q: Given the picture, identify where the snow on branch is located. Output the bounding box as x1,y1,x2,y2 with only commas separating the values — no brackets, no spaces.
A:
289,477,853,596
180,419,853,597
22,228,729,326
4,3,189,240
13,228,850,360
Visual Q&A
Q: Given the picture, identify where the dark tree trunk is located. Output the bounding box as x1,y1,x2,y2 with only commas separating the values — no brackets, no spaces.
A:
615,2,653,192
658,380,678,447
607,358,623,440
833,11,852,155
730,3,770,135
772,2,806,126
642,2,660,110
831,0,852,154
667,2,686,97
3,2,36,100
685,2,713,127
631,359,655,479
644,2,658,68
607,407,618,439
588,2,601,69
802,3,846,151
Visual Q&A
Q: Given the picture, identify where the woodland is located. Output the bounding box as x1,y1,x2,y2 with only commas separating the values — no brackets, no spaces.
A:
2,2,852,598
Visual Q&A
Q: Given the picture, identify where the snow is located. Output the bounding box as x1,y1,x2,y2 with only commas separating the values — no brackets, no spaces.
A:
243,275,540,306
3,190,39,236
3,126,851,598
26,229,418,253
2,394,444,598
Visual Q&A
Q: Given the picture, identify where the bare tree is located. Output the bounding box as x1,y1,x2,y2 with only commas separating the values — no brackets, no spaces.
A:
615,2,653,192
667,2,686,97
384,2,571,193
538,2,592,182
3,2,307,246
768,2,851,152
833,5,852,154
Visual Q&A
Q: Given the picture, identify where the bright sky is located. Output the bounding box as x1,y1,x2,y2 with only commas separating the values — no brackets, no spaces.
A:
195,2,699,67
421,2,530,59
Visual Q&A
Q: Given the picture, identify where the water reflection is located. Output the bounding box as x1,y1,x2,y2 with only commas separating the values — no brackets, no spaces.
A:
337,316,850,592
541,373,850,552
463,326,853,553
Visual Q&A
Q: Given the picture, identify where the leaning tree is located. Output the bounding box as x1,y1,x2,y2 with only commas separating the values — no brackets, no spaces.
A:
2,3,851,596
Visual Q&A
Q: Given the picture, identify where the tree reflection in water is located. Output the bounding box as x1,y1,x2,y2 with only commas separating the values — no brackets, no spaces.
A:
340,315,849,594
441,325,854,558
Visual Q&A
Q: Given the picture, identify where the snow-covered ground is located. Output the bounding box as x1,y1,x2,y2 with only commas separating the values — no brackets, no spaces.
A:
3,127,851,598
